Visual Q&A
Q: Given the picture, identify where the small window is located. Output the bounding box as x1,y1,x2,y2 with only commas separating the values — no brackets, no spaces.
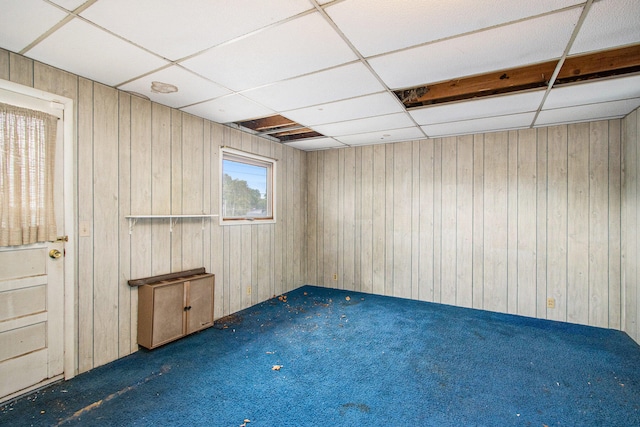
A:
220,147,276,225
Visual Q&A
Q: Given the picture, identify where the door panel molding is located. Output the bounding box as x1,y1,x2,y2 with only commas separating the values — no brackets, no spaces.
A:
0,79,76,401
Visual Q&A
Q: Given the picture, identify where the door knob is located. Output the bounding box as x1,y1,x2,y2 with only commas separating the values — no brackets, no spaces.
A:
49,249,62,259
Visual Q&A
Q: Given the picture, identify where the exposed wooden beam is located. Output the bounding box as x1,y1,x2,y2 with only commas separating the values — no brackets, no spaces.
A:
238,115,297,132
556,44,640,83
278,131,323,142
398,44,640,109
271,127,317,137
397,62,556,108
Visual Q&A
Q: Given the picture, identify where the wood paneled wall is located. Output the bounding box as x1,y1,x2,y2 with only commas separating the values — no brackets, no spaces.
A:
623,107,640,343
307,123,625,331
0,49,307,374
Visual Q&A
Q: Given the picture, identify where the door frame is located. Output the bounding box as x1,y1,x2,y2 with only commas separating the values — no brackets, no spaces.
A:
0,78,77,382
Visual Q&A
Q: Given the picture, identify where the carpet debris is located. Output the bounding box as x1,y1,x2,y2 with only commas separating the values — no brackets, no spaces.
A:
240,419,251,427
272,365,283,371
346,296,351,301
278,294,288,303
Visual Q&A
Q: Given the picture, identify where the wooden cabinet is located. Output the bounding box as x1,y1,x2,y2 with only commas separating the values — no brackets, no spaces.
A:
135,272,214,349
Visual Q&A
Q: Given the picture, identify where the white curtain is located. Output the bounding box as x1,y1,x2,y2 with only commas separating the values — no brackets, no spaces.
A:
0,102,58,246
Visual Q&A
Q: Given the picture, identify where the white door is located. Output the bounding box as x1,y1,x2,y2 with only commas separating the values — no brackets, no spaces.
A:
0,88,66,402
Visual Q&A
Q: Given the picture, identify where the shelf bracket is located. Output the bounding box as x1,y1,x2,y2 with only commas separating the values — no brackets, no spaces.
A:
128,217,138,235
170,217,179,233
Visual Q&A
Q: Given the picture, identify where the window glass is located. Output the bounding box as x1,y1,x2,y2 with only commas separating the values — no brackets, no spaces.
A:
220,148,275,224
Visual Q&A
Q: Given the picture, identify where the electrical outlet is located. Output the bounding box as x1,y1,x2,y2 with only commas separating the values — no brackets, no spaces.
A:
247,286,252,295
333,273,338,281
547,297,556,309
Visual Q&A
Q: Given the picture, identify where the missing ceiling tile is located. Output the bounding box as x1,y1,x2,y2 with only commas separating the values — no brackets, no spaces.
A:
236,114,325,143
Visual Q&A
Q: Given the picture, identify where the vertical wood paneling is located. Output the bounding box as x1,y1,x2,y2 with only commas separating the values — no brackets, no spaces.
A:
411,141,420,299
393,142,412,298
272,142,284,297
419,139,434,302
472,135,484,309
507,131,518,314
210,123,224,320
343,148,356,291
9,52,33,86
372,145,385,295
77,77,95,372
151,104,172,275
181,114,204,269
547,126,568,322
567,123,590,325
441,137,457,305
306,151,318,287
92,83,119,367
354,147,363,293
295,148,306,285
306,121,626,337
316,150,325,287
433,139,443,303
456,135,473,308
34,63,77,101
360,146,374,294
623,109,638,341
255,139,273,304
517,129,537,318
117,92,133,356
608,120,622,330
323,149,339,287
483,132,509,312
0,48,9,79
170,111,183,272
589,121,609,327
536,129,549,317
384,144,394,296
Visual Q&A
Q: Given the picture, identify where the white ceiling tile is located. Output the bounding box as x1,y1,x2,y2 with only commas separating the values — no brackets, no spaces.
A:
283,137,346,150
571,0,640,54
410,91,545,125
0,0,68,52
422,112,536,137
181,94,275,124
49,0,86,10
118,66,231,109
369,7,582,89
80,0,312,61
545,75,640,110
326,0,584,57
535,98,640,126
26,18,168,87
284,92,404,126
336,126,425,146
311,113,415,137
241,62,384,112
181,13,357,91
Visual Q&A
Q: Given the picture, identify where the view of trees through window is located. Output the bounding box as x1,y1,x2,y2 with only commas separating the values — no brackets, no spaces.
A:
222,158,269,218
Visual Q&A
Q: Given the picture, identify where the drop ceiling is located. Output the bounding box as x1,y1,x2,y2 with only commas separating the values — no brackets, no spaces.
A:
1,0,639,150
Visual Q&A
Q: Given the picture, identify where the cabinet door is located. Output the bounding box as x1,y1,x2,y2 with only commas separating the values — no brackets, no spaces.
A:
152,282,185,346
186,276,214,334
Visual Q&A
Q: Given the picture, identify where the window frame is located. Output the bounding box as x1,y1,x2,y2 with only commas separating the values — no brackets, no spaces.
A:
219,147,276,226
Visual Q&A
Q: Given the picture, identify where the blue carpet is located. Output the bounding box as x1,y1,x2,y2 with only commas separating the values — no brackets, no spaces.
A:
1,285,639,426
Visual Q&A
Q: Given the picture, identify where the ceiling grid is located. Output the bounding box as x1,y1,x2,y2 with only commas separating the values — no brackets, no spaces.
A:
0,0,638,149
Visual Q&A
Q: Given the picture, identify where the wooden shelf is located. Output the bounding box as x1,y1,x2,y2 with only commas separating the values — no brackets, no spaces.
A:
125,214,219,234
